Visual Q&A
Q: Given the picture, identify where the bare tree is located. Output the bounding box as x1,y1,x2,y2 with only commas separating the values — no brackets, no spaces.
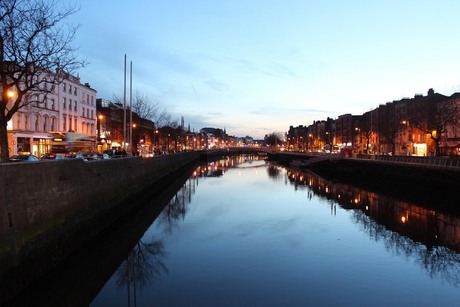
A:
0,0,84,162
113,91,173,128
265,131,284,148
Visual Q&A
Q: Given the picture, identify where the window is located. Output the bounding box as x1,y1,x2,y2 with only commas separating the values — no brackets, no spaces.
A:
91,96,94,105
63,83,66,92
16,114,21,130
69,85,72,94
74,101,77,112
82,107,85,117
51,98,55,110
43,116,47,132
63,114,67,131
63,97,66,110
25,115,29,130
86,109,89,118
91,110,93,119
74,118,77,131
86,94,89,104
51,117,55,131
74,87,77,96
69,100,72,111
69,115,72,131
35,115,39,132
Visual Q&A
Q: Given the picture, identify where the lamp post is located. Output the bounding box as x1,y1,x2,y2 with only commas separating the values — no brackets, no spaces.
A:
97,114,103,152
326,131,332,153
401,120,411,155
354,127,361,153
153,130,158,153
131,123,137,155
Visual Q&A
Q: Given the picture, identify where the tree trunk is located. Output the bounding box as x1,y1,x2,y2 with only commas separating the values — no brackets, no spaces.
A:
0,113,9,162
435,139,441,157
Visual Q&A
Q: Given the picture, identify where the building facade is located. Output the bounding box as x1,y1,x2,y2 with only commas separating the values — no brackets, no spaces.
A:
293,89,460,157
7,73,97,156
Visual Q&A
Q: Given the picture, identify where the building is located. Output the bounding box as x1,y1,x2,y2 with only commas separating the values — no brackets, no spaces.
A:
302,88,460,157
335,114,360,150
7,73,97,156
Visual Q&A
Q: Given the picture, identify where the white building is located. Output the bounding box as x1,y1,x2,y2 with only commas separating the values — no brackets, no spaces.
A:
7,73,97,156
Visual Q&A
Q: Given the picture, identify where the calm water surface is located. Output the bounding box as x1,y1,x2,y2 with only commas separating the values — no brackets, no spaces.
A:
91,156,460,307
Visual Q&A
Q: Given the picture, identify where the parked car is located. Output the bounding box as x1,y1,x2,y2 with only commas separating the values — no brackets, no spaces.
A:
81,153,99,160
104,149,127,158
65,153,87,161
103,149,117,157
41,153,65,160
97,153,111,159
9,154,40,162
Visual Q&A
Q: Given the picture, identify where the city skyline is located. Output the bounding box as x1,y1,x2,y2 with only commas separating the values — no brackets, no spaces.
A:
70,0,460,138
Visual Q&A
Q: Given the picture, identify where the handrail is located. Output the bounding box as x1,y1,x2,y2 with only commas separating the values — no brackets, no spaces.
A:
350,154,460,170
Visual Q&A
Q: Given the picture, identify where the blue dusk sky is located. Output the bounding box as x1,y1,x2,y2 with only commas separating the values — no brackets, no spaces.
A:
70,0,460,138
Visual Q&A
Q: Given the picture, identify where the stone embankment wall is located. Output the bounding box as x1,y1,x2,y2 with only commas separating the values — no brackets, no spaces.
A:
309,157,460,190
0,152,199,303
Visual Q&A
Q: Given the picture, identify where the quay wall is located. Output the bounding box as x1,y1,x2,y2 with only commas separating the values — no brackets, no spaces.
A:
269,151,460,191
0,152,199,303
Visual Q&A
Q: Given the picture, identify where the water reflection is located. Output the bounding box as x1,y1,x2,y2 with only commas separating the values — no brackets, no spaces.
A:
113,156,460,304
116,239,168,306
284,165,460,286
90,155,460,305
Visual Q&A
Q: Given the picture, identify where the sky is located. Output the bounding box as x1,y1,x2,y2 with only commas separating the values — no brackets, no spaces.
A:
69,0,460,139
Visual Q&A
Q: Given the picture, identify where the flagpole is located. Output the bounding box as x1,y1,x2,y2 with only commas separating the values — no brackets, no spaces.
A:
123,54,127,151
129,61,133,155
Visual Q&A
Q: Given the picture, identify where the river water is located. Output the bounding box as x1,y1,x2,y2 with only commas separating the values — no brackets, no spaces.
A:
87,155,459,307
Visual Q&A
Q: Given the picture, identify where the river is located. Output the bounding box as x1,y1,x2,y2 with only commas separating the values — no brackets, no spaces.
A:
90,155,460,306
8,155,460,306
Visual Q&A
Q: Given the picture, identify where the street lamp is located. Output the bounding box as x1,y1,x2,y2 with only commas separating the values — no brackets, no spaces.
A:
354,127,361,153
153,130,158,153
7,89,16,99
401,120,411,155
326,131,332,153
97,114,104,152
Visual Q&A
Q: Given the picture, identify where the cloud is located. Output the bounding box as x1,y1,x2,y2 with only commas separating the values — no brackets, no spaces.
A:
203,79,228,92
207,112,224,116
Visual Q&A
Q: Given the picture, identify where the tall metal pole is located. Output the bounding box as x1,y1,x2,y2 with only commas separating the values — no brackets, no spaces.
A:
123,54,127,151
129,61,133,155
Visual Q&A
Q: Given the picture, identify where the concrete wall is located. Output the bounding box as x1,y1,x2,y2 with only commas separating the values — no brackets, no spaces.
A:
0,152,199,300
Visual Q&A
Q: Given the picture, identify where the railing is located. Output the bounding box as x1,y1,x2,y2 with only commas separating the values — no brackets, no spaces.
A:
352,154,460,170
